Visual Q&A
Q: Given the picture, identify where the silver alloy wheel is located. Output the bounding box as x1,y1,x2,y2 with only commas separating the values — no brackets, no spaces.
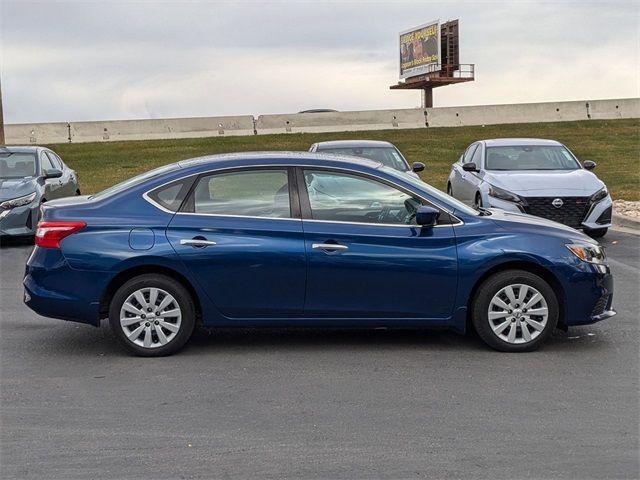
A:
487,283,548,344
119,287,182,349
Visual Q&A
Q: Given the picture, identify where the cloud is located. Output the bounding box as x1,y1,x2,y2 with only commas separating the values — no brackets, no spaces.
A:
1,0,638,122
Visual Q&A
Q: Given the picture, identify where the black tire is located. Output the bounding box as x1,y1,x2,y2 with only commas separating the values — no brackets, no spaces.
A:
76,189,82,195
585,227,607,239
108,274,195,356
471,269,559,352
474,192,483,210
447,183,453,196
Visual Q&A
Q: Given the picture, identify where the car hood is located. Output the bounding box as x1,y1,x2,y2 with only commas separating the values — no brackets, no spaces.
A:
485,208,596,244
0,178,38,201
485,169,604,195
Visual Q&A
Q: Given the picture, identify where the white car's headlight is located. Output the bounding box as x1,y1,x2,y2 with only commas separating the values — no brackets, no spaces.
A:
590,187,608,203
488,185,523,204
0,192,37,210
566,243,606,264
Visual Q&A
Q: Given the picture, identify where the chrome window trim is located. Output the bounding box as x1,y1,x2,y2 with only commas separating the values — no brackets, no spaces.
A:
142,163,464,226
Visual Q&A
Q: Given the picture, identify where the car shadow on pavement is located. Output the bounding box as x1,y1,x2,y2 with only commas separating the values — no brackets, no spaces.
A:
0,236,34,248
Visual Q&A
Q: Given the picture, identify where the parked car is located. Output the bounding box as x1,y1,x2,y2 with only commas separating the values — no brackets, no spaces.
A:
0,146,81,238
309,140,425,178
24,152,615,356
447,139,612,238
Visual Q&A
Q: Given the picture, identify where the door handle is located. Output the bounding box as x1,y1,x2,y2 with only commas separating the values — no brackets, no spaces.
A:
180,239,217,248
312,243,348,252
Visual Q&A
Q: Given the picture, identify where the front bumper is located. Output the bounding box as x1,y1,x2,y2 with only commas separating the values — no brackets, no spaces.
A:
0,203,39,237
556,261,616,326
483,194,613,230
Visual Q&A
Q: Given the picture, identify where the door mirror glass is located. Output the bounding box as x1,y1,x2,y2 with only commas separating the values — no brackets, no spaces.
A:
462,162,478,172
43,168,63,179
583,160,596,170
415,205,440,227
412,162,425,173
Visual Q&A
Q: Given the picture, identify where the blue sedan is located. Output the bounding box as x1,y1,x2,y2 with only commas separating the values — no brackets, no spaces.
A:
23,152,615,356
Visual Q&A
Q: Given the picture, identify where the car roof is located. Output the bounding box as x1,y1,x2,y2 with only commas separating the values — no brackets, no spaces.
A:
0,146,45,154
178,151,383,170
313,140,395,149
481,138,563,147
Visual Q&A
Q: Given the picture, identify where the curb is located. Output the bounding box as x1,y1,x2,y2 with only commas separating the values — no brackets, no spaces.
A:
612,212,640,231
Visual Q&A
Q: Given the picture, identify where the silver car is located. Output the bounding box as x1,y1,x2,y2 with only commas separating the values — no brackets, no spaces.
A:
0,146,81,238
447,138,612,238
309,140,425,179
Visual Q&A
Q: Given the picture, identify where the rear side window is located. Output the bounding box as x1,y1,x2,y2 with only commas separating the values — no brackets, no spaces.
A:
189,169,291,218
147,178,194,212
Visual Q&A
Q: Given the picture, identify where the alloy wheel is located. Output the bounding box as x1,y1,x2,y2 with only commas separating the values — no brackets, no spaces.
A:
119,287,182,349
487,283,548,344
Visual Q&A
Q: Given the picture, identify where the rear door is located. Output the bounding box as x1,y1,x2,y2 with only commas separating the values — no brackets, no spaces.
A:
298,168,458,319
166,167,306,318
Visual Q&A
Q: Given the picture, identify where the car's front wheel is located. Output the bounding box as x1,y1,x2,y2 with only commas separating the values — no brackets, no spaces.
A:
108,274,195,356
471,270,559,352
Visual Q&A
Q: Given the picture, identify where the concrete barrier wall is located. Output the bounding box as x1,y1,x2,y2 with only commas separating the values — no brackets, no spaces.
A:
5,98,638,145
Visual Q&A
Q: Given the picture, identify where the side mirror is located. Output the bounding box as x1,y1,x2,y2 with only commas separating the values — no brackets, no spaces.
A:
462,162,479,172
415,205,440,227
583,160,596,170
411,162,425,173
43,168,63,179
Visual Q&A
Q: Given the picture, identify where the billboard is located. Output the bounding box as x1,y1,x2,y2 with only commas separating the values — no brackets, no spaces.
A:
399,20,440,79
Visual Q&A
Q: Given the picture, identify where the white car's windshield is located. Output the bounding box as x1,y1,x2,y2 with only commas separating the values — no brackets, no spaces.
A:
0,152,37,179
485,145,581,171
320,147,409,172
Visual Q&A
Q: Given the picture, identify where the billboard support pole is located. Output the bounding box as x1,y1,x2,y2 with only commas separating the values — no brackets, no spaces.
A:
422,88,433,108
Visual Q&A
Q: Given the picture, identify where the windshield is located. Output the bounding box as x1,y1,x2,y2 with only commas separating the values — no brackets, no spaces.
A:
381,166,479,216
320,147,409,172
0,152,37,179
91,163,180,199
485,145,581,171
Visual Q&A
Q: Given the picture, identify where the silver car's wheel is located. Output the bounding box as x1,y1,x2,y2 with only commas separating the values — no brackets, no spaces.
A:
488,284,548,345
119,287,182,349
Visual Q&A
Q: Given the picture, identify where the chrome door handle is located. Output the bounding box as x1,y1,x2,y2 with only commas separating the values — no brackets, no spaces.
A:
180,239,217,247
312,243,348,252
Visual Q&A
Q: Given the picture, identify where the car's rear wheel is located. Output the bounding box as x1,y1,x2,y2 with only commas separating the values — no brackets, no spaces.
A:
472,270,558,352
585,227,607,238
108,274,195,356
447,183,453,196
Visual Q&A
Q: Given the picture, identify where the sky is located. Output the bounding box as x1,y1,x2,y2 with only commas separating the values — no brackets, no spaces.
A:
1,0,638,123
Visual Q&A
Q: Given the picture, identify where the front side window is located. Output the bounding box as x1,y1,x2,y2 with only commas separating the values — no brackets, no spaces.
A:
485,145,581,171
462,144,478,164
40,152,55,172
303,170,420,225
0,152,37,179
191,169,291,218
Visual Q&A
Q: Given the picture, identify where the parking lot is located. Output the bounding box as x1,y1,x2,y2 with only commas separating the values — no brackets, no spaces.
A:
0,229,638,479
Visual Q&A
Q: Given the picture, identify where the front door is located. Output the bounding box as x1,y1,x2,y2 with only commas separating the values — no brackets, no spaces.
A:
166,167,306,318
299,168,458,319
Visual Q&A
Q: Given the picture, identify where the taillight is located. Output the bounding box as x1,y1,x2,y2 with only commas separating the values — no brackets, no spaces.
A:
35,221,86,249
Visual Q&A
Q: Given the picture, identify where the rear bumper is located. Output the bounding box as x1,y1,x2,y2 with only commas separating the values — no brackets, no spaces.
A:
23,247,109,326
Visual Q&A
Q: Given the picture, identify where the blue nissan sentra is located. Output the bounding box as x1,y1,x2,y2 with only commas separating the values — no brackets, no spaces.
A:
23,152,615,356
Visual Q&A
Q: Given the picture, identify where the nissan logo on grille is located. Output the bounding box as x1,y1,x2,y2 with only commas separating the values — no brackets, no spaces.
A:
552,198,564,208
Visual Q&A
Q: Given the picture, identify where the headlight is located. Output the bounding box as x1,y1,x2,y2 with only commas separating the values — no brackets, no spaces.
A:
0,192,37,210
488,185,523,203
566,243,606,264
590,187,608,203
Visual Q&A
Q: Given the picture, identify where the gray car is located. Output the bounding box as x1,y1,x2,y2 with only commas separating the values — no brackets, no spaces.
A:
0,146,81,237
447,138,612,237
309,140,425,179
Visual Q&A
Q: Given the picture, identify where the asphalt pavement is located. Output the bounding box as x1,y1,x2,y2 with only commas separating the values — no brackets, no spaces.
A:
1,230,638,479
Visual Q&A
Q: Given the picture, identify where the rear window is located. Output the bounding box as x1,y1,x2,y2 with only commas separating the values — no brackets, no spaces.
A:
92,164,180,200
